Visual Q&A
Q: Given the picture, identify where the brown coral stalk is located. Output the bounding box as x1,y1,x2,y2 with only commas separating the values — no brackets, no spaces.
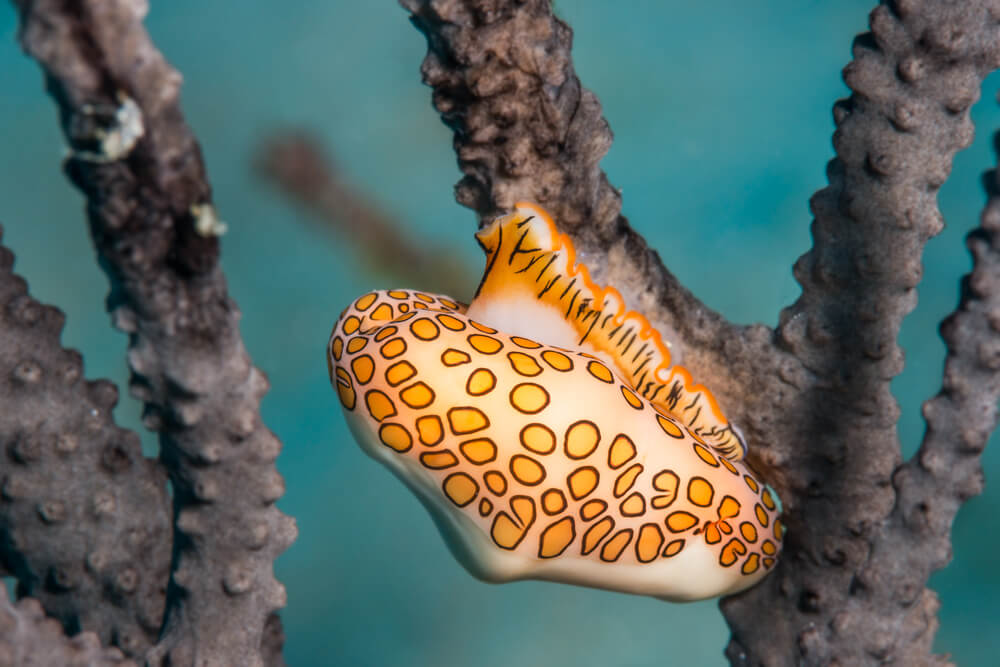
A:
0,586,135,667
11,0,297,664
401,0,1000,664
1,225,171,658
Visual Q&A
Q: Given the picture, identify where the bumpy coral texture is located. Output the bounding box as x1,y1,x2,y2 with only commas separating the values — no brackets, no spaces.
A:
3,0,1000,664
9,0,296,665
0,587,135,667
0,225,172,658
402,0,1000,664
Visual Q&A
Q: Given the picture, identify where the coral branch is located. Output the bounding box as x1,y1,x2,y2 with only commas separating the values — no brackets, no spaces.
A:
12,0,297,664
403,0,1000,664
259,612,288,667
855,129,1000,659
724,4,1000,664
0,586,134,666
399,0,740,363
253,130,473,298
0,225,171,658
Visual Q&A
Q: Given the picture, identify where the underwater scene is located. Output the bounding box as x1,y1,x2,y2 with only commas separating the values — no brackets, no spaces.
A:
1,1,997,664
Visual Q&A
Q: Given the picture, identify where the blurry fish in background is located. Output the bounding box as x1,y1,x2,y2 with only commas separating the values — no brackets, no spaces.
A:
253,131,474,300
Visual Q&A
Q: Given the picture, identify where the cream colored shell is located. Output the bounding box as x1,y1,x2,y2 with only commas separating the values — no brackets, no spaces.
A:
328,203,782,601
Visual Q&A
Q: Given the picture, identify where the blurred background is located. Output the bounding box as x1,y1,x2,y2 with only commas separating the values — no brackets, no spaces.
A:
1,1,997,664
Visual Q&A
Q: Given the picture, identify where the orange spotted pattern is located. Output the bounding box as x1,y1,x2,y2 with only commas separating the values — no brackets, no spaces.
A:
471,204,746,460
329,287,782,583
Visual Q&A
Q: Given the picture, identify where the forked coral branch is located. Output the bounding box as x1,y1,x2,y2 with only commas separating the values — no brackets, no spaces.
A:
401,0,1000,663
6,0,296,664
2,0,999,664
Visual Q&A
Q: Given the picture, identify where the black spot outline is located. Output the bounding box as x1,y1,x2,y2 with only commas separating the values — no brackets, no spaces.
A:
419,449,459,470
719,538,747,568
446,406,491,435
663,538,686,558
490,494,536,550
509,382,550,414
379,337,408,360
657,414,686,439
567,465,600,500
385,360,417,387
377,422,412,453
719,457,740,476
465,368,497,396
635,523,665,563
511,336,542,349
441,348,472,367
399,381,436,409
563,419,601,460
342,315,362,335
469,320,498,334
509,454,546,486
442,472,479,508
665,510,698,533
436,313,467,331
599,528,634,563
415,415,444,447
479,497,493,517
586,360,614,384
483,470,508,497
686,475,715,507
607,433,636,469
537,516,576,559
739,521,759,543
346,336,369,354
350,354,376,386
718,495,742,519
369,303,394,322
519,422,556,455
506,351,543,377
620,385,643,410
540,488,567,515
755,504,770,527
354,293,378,311
373,325,397,342
409,317,441,341
619,491,647,517
692,443,721,467
741,554,760,575
581,516,615,555
459,437,498,465
579,499,607,521
613,463,644,498
467,333,503,355
652,468,679,492
364,389,397,422
540,349,574,372
650,493,677,510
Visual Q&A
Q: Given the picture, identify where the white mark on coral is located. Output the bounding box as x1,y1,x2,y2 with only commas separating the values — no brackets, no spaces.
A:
72,92,145,163
191,203,228,237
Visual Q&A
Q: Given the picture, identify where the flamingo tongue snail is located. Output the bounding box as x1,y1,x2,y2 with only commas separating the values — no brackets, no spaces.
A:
327,202,782,601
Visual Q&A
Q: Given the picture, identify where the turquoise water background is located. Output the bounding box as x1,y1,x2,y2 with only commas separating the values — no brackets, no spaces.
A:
2,1,998,664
